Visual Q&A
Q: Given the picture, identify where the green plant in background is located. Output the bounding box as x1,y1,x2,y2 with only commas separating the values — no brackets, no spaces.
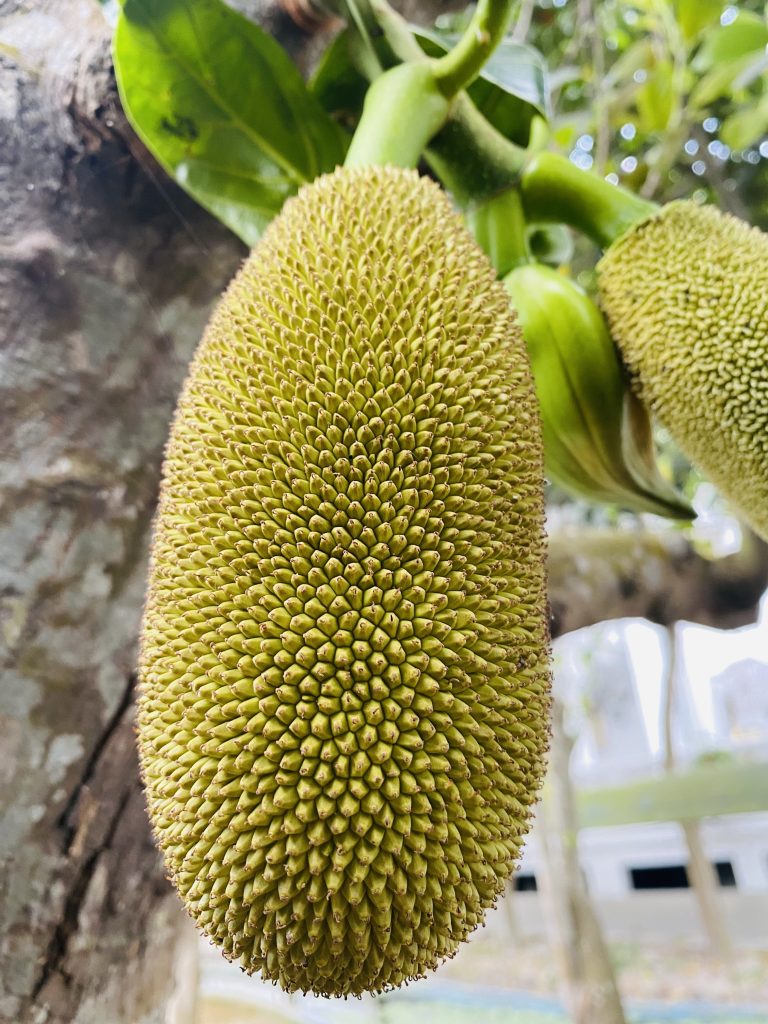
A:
113,0,768,999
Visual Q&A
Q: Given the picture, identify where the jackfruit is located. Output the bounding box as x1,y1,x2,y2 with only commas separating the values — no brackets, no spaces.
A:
138,165,550,996
598,200,768,539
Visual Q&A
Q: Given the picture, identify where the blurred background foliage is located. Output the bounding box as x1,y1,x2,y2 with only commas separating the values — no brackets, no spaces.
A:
499,0,768,221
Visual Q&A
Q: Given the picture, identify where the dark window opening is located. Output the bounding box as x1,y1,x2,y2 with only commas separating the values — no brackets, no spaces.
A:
629,861,737,890
630,864,689,889
714,861,737,887
514,873,538,892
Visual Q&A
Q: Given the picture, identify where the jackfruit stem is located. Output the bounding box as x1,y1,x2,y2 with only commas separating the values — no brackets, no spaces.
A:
521,152,658,248
343,0,517,169
432,0,517,98
351,0,516,98
426,94,530,274
465,187,530,277
345,62,451,168
427,93,526,206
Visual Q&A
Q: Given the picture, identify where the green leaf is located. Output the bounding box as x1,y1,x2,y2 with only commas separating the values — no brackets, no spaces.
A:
733,49,768,92
602,38,654,89
467,37,550,118
693,12,768,71
690,52,764,108
673,0,722,43
114,0,348,244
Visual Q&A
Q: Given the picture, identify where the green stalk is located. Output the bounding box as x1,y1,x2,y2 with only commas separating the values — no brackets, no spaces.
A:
342,0,520,171
366,0,425,63
465,188,530,277
521,151,658,248
341,0,656,250
431,0,517,97
344,62,451,168
342,0,524,169
425,94,529,275
427,92,526,205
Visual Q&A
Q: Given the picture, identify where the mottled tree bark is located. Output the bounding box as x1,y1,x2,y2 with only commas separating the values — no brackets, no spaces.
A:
0,3,242,1021
1,3,766,1024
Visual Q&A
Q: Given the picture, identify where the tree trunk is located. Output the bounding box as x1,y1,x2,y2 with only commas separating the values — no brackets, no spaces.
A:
662,628,733,960
548,525,768,638
681,820,733,959
0,3,242,1021
1,3,764,1023
536,702,628,1024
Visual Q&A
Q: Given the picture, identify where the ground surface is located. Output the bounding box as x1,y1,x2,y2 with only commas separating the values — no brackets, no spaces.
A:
198,934,768,1024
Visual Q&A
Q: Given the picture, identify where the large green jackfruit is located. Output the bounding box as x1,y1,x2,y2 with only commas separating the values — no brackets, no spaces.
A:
139,165,550,996
598,201,768,538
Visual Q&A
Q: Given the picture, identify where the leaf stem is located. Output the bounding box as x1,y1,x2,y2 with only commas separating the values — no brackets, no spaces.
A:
366,0,424,63
427,92,526,205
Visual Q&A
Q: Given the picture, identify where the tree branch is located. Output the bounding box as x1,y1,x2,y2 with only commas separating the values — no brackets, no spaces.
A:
549,526,768,637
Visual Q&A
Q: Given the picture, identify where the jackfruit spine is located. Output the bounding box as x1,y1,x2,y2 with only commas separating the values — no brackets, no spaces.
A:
138,166,551,996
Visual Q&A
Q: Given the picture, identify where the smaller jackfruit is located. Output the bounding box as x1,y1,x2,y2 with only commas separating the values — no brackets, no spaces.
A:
139,165,550,997
504,262,692,518
598,201,768,539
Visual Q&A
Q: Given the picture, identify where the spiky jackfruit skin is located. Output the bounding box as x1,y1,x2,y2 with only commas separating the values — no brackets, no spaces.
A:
138,165,550,996
598,201,768,538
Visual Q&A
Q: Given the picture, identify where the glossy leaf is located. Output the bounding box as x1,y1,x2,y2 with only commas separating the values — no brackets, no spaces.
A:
310,28,369,126
114,0,348,244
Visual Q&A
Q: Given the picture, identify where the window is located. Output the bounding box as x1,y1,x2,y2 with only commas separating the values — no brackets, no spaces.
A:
513,874,538,892
630,865,689,889
714,861,736,887
629,860,737,890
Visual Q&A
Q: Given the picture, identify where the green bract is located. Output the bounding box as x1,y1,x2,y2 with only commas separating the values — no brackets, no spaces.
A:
504,263,692,518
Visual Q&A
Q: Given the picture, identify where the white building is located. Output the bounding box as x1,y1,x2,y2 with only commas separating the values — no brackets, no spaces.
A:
505,613,768,947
